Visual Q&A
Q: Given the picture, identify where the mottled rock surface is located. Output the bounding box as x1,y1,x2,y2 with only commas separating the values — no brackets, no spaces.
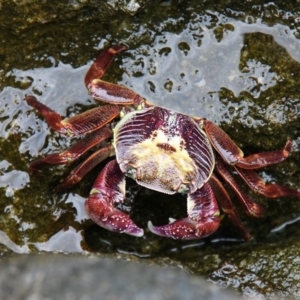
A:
0,254,242,300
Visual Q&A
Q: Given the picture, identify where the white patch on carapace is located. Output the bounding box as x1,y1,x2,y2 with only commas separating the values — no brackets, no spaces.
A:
131,129,195,176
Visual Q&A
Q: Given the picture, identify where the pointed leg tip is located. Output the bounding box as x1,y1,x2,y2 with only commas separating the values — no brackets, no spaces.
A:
24,95,37,103
111,44,128,53
28,164,42,176
56,183,69,194
147,221,161,236
284,139,293,153
147,220,163,232
125,226,144,237
244,231,252,241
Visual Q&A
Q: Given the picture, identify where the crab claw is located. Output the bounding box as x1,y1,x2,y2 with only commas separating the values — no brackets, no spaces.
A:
148,183,220,240
85,159,144,237
85,194,143,237
148,217,219,240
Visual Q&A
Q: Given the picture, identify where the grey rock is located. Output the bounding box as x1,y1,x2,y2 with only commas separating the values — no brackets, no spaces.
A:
0,254,241,300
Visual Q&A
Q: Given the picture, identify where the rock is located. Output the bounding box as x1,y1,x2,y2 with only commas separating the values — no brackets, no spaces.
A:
0,253,242,300
0,0,146,32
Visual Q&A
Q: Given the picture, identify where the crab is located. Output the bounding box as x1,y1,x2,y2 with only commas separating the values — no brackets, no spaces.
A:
24,44,300,240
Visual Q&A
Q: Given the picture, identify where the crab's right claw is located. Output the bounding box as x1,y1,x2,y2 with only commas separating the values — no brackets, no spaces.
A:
84,159,144,237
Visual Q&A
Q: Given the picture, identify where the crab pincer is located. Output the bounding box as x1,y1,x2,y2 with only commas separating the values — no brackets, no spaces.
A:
85,160,144,237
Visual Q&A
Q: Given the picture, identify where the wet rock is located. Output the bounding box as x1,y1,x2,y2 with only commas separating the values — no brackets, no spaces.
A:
182,238,300,299
0,0,145,33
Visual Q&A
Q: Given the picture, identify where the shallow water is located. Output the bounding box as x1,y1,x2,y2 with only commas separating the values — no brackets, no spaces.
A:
1,1,300,297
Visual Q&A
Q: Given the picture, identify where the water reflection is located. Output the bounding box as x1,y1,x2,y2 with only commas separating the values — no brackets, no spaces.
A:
0,227,83,253
0,160,29,197
120,20,300,122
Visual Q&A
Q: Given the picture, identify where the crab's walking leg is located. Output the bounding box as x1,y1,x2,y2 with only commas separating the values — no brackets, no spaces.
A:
29,127,113,174
209,174,251,240
57,144,114,191
148,183,220,240
88,79,146,106
84,44,128,88
215,157,265,217
203,120,292,169
85,159,144,237
234,166,300,198
86,45,148,107
25,95,120,136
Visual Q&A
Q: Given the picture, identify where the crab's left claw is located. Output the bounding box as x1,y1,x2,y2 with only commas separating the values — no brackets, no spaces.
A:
85,159,144,237
148,183,220,240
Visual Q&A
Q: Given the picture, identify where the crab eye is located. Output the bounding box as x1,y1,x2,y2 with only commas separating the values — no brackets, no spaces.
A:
178,184,189,194
126,167,136,179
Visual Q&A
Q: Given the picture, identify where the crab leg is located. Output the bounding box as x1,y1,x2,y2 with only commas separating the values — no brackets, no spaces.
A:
57,145,114,192
85,159,144,237
148,183,220,240
88,80,146,106
209,174,251,240
215,157,265,217
85,45,147,107
234,166,300,198
84,44,128,88
25,95,120,136
203,120,292,169
29,127,113,174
